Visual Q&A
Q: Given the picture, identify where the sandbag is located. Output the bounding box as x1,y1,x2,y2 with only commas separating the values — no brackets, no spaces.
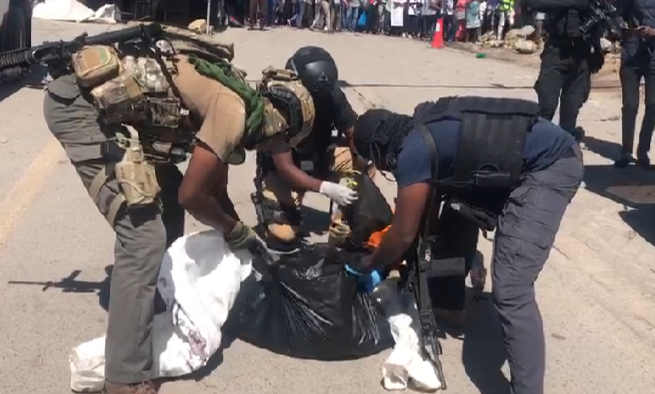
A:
233,243,392,360
342,171,393,247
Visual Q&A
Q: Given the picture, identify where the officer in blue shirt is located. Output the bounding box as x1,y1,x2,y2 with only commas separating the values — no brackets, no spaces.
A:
347,96,584,394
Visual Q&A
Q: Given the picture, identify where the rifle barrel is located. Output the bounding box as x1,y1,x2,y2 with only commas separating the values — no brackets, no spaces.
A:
85,23,164,46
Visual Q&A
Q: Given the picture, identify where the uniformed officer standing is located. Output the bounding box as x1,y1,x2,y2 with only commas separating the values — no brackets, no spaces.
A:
43,24,314,394
347,97,584,394
614,0,655,168
528,0,605,139
253,46,374,247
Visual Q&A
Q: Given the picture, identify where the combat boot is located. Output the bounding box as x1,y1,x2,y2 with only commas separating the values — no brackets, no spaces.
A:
103,381,159,394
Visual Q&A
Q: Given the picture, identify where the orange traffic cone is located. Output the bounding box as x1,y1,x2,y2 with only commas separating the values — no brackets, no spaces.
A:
431,17,444,49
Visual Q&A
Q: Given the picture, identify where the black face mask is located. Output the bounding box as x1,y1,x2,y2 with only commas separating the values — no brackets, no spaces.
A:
354,109,412,175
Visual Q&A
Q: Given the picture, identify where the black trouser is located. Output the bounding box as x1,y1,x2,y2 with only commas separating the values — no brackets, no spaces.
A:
493,145,583,394
420,14,438,39
534,38,592,133
620,52,655,156
249,0,267,26
428,146,583,394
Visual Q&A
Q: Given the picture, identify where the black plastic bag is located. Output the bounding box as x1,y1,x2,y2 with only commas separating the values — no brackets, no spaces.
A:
342,172,394,246
233,244,392,360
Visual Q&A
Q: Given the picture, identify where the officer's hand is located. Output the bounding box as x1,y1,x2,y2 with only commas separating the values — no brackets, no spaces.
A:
637,26,655,38
344,264,387,293
319,181,358,206
224,221,266,254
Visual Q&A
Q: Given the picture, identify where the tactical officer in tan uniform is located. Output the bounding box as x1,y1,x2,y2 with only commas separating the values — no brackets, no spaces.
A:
253,46,375,248
43,24,314,394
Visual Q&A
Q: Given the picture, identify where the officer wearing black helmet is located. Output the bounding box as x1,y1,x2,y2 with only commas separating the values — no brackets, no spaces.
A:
253,46,374,246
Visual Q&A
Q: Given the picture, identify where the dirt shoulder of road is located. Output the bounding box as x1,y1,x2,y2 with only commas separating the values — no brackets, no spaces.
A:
447,42,622,91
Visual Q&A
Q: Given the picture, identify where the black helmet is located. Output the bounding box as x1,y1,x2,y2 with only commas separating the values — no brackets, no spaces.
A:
285,46,338,97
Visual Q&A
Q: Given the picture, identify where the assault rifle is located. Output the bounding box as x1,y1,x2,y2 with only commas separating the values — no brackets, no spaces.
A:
401,214,469,391
579,0,623,38
0,22,164,81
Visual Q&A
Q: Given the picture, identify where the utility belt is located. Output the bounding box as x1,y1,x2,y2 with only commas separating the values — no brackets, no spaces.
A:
72,45,192,224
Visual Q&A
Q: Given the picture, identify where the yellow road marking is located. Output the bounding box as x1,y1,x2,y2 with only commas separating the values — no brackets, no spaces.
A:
0,138,63,249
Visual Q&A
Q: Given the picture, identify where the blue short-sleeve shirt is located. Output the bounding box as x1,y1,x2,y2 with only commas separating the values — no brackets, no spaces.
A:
395,118,575,188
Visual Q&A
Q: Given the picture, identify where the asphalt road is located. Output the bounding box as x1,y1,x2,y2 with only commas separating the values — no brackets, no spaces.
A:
0,19,654,394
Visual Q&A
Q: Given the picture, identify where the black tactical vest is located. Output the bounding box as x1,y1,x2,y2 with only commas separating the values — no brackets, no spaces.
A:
413,96,540,230
547,8,585,38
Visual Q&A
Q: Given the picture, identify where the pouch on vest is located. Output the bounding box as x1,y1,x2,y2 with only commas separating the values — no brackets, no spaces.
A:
72,46,121,88
441,96,539,191
91,72,148,124
115,127,161,208
147,97,189,129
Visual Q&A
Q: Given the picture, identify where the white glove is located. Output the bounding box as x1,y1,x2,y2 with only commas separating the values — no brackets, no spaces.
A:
319,181,358,206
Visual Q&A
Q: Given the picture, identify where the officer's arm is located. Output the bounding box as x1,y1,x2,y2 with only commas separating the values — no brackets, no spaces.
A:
332,88,361,160
525,0,583,12
179,141,238,234
343,126,357,154
272,151,323,191
364,183,431,272
342,126,368,169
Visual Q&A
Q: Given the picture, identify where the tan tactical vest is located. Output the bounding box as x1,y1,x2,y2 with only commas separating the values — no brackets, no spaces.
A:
257,67,315,149
71,22,239,164
70,23,239,225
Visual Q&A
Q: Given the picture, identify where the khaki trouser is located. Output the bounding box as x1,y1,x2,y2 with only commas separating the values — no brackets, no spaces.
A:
260,147,375,243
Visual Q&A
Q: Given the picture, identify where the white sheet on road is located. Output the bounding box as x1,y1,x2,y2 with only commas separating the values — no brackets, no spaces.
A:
373,279,442,391
33,0,119,23
69,230,253,393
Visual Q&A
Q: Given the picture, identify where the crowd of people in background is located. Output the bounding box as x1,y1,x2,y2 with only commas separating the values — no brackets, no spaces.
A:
237,0,535,44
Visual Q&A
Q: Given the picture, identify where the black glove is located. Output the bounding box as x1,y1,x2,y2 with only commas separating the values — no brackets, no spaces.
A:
589,51,605,74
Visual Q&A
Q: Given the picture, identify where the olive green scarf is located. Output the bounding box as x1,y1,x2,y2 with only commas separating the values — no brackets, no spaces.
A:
188,55,264,139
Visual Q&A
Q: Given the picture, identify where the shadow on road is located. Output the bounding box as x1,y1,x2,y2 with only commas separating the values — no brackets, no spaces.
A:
0,66,48,102
567,137,655,247
582,164,655,247
6,265,170,314
301,204,332,236
461,289,510,394
583,135,621,162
